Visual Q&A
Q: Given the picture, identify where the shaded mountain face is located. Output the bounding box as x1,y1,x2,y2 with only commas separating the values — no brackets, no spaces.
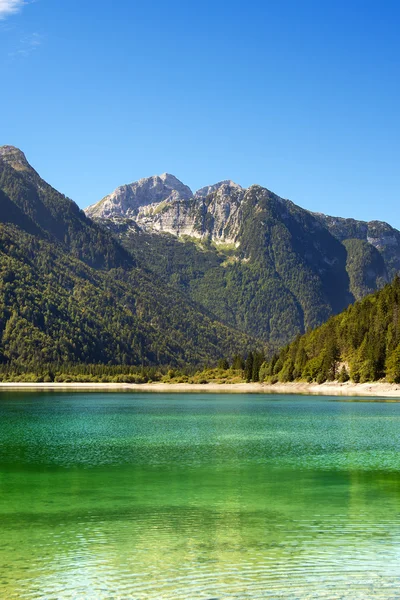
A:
314,213,400,281
0,147,131,270
0,147,254,368
87,174,399,346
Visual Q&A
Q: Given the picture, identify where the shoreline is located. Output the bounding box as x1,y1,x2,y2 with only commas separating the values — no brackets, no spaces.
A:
0,381,400,397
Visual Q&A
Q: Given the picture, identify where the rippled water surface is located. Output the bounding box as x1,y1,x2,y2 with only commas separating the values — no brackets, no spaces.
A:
1,392,400,598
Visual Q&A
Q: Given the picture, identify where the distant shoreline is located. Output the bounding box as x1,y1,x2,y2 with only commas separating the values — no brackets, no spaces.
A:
1,381,400,397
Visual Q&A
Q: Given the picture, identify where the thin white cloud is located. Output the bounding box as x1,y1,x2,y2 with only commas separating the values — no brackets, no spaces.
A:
8,31,42,57
0,0,25,19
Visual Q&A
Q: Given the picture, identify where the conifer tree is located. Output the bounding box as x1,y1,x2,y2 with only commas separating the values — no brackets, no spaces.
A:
245,352,254,382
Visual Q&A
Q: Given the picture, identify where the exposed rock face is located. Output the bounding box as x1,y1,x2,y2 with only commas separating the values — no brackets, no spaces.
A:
85,173,193,219
194,180,243,198
86,175,246,243
85,172,400,279
137,182,245,243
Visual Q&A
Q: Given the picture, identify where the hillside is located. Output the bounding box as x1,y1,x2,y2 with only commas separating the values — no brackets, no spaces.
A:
88,174,400,346
262,276,400,384
0,146,131,270
0,147,255,370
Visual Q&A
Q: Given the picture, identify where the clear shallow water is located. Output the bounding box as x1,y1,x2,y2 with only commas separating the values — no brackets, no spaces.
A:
1,393,400,599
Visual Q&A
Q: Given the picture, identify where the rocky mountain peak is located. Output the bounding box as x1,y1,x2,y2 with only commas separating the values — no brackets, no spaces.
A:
158,172,189,188
0,145,31,171
85,173,193,219
195,180,243,198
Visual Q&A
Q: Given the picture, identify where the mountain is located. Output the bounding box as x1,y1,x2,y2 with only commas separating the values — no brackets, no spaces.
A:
0,146,131,270
3,148,398,372
0,147,254,370
262,276,400,384
85,173,193,219
87,174,399,347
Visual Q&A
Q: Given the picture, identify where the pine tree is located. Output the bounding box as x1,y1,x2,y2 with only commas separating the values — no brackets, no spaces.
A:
252,351,265,382
338,366,350,383
245,352,254,382
232,355,245,370
218,358,230,370
386,344,400,383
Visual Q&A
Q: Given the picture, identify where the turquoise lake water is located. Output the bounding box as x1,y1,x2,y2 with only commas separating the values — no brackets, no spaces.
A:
1,392,400,598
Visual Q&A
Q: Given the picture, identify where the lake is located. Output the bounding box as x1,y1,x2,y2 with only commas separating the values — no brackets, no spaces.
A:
1,392,400,599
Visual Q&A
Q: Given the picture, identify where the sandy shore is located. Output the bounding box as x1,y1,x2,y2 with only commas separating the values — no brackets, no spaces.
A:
0,380,400,397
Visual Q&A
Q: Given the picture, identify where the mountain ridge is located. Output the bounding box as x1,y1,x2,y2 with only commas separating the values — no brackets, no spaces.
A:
85,171,400,261
2,144,399,359
87,169,399,346
0,146,256,369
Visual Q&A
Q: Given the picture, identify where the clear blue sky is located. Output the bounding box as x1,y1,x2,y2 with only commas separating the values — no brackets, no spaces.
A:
1,0,399,225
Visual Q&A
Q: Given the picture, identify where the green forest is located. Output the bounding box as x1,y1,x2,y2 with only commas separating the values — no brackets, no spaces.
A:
263,276,400,384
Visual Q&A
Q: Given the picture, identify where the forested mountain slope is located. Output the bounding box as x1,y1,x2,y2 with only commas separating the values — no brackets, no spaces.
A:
314,213,400,281
89,174,399,346
0,146,254,368
100,187,354,346
0,146,131,270
262,276,400,384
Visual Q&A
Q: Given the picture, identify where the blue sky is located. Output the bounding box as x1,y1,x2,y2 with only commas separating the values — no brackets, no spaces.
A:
1,0,399,225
